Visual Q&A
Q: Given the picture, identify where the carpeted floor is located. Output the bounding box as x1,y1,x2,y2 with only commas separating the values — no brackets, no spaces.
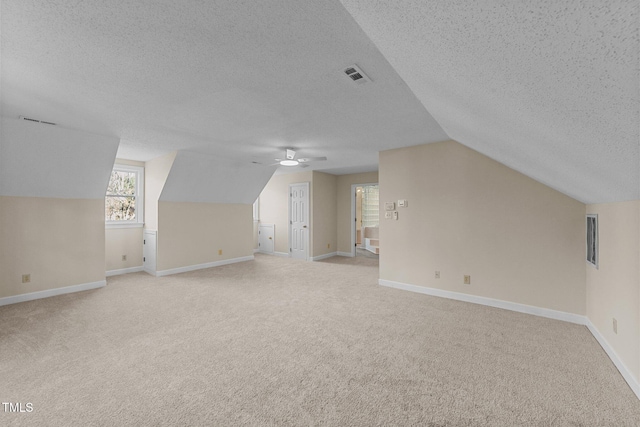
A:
1,254,639,426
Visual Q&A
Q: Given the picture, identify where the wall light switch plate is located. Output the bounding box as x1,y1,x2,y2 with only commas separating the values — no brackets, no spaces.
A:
385,202,395,211
393,211,398,220
398,199,407,207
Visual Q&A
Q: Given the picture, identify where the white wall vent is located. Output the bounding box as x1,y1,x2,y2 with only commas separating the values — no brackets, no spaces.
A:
343,64,371,84
19,115,57,126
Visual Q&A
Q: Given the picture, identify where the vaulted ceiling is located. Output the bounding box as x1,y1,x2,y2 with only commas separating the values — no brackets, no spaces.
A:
1,0,637,203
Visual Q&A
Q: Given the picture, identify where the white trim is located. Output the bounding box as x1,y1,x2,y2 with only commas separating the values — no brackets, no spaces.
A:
378,279,587,325
351,182,378,257
337,251,354,257
0,280,106,307
586,319,640,400
378,278,640,401
256,251,290,258
289,182,310,261
144,268,157,277
106,163,144,226
311,252,337,261
155,256,254,277
106,266,144,277
106,222,144,229
253,248,260,253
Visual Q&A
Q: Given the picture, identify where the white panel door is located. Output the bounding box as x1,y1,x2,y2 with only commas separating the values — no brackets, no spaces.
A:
289,182,309,260
258,224,275,254
143,230,157,274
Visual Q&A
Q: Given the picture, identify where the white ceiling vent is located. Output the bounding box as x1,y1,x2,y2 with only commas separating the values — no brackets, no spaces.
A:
19,115,57,126
343,64,371,84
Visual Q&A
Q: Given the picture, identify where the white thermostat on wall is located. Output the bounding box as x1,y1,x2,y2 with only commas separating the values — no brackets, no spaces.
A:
398,199,407,208
385,202,395,211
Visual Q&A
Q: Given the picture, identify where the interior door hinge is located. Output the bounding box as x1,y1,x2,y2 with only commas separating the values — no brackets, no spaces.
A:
144,239,146,244
143,257,145,262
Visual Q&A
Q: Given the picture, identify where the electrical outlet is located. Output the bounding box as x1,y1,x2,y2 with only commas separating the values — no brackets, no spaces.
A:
22,274,31,283
464,275,471,285
435,271,440,279
218,249,223,255
613,318,617,334
384,212,392,219
122,255,127,261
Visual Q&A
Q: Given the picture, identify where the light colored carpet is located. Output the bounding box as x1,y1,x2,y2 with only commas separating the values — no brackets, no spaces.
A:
1,254,639,426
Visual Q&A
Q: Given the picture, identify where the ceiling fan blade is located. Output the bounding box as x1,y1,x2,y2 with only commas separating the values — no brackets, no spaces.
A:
299,163,310,168
297,156,327,163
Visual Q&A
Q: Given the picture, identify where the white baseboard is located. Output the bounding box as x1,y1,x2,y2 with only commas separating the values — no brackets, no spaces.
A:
379,278,640,401
378,279,587,325
311,252,337,261
253,248,260,253
337,251,354,257
143,268,157,277
586,320,640,400
273,251,290,258
106,266,144,277
0,280,106,307
155,256,255,277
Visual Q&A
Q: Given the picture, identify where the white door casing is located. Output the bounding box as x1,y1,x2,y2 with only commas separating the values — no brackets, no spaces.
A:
289,182,309,260
258,223,275,254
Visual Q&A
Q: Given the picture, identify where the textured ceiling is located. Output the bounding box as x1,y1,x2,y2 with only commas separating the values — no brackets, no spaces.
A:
2,1,637,203
340,0,639,204
0,0,447,176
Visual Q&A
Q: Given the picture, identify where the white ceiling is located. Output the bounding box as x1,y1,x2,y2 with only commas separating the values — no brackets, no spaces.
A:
339,0,639,204
1,1,637,204
0,0,447,177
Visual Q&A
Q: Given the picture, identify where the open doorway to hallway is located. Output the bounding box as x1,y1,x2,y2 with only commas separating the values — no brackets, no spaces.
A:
353,184,379,259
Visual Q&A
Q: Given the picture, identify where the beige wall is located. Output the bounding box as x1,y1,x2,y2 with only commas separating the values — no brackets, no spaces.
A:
144,152,176,231
0,196,106,298
379,141,586,315
259,171,313,255
157,201,253,271
336,172,379,254
312,171,337,257
105,227,143,271
586,201,640,382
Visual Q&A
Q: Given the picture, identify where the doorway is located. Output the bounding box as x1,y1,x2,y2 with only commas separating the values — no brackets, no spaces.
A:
351,183,379,258
289,182,310,260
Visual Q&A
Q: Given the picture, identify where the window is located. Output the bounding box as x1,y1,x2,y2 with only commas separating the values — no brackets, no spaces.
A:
586,214,598,268
106,164,144,227
361,185,379,228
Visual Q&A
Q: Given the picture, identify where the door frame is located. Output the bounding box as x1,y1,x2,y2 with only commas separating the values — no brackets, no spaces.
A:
289,182,310,261
351,182,378,257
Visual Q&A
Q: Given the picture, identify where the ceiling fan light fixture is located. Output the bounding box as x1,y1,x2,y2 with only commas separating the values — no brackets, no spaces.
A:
280,160,299,166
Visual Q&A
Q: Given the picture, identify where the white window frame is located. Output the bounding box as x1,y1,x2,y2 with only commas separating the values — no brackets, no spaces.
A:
586,214,598,269
106,164,144,229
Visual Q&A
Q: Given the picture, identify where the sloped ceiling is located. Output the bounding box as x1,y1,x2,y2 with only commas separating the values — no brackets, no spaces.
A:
0,0,447,177
0,117,119,199
159,151,276,204
340,0,639,204
2,1,637,204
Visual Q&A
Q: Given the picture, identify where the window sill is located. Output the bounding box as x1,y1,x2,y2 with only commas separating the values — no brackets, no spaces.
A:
106,222,144,229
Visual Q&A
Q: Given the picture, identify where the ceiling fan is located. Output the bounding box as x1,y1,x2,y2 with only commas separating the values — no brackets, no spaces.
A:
273,149,327,168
